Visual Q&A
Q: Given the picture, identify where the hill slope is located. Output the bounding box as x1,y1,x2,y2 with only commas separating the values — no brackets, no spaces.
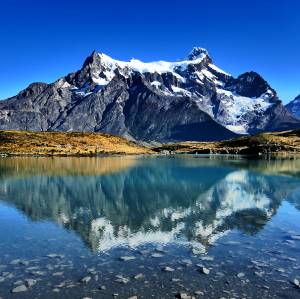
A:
0,130,151,156
153,130,300,156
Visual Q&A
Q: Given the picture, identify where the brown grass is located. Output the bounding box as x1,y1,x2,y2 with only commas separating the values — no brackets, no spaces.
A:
153,130,300,156
1,129,300,157
0,130,152,156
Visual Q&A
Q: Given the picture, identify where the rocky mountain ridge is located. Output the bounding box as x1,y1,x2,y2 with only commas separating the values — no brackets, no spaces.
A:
286,95,300,119
0,47,299,142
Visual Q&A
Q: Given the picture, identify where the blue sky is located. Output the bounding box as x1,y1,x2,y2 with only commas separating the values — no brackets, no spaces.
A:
0,0,299,103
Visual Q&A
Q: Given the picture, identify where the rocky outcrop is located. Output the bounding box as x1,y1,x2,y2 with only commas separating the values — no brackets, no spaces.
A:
286,95,300,119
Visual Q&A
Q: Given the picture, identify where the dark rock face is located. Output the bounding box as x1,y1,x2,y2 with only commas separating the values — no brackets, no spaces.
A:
0,48,299,142
286,95,300,119
225,72,276,98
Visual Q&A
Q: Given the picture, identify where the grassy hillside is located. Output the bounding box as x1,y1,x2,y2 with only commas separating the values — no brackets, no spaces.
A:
153,130,300,156
0,130,152,156
1,130,300,157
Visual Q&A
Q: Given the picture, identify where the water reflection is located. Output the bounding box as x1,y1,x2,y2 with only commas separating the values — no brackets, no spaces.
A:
0,156,299,252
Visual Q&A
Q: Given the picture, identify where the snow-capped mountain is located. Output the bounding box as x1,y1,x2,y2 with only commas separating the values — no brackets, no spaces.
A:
286,95,300,119
0,47,299,141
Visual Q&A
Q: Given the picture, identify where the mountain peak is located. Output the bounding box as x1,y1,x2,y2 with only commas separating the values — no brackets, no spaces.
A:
82,50,102,68
186,47,209,60
225,71,276,98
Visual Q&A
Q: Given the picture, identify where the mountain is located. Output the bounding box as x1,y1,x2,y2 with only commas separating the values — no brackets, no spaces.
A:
286,95,300,119
0,47,299,142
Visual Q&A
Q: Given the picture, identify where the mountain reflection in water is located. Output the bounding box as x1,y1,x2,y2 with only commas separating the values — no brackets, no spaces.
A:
0,156,299,253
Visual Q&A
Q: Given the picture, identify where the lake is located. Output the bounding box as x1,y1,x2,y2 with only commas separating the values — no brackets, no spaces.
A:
0,156,300,298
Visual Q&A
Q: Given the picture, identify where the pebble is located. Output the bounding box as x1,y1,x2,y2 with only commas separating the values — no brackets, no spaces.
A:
10,259,21,265
155,248,165,253
10,259,29,266
162,266,175,272
119,256,136,261
80,276,91,283
151,253,164,258
292,278,300,287
99,285,106,290
55,282,66,288
198,266,210,275
200,256,214,261
237,272,245,278
13,280,24,286
134,273,144,280
254,271,264,277
11,284,28,293
87,268,97,274
25,278,37,287
30,271,46,276
46,254,65,259
175,292,194,299
115,275,130,284
192,248,206,255
127,296,138,299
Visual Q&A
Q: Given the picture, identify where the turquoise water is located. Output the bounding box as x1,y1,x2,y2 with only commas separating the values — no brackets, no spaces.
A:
0,156,299,298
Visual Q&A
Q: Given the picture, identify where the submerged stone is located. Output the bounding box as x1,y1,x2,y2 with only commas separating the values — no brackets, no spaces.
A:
11,284,27,293
25,278,37,287
198,266,210,275
162,266,175,272
119,256,136,261
80,276,91,283
151,253,164,258
115,275,130,284
292,278,300,287
134,273,144,280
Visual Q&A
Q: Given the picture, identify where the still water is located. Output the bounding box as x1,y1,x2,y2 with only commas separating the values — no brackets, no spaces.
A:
0,156,300,298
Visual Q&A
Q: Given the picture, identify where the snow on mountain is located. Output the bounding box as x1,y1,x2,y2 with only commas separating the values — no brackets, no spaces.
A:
286,95,300,119
71,48,288,135
208,88,275,134
0,47,299,141
89,47,210,87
